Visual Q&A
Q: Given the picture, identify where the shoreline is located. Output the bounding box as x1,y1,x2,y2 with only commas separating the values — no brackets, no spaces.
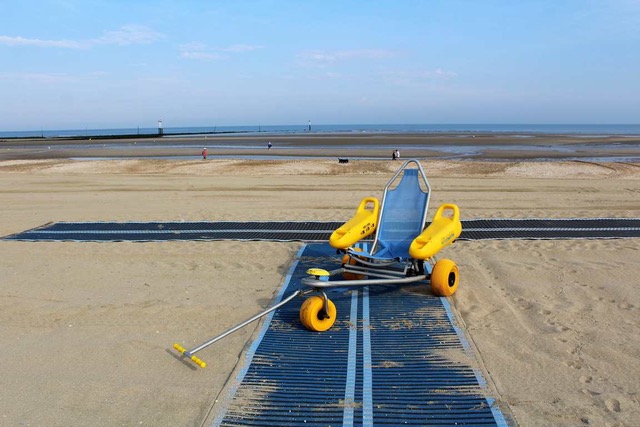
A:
1,132,639,162
2,122,640,140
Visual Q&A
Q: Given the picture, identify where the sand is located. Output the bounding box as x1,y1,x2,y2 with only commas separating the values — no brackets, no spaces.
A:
2,132,640,161
1,157,639,426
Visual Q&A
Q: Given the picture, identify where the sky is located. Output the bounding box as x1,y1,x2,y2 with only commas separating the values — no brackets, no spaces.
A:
0,0,639,130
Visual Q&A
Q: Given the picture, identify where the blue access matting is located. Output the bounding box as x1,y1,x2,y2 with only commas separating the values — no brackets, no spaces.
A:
1,221,342,242
460,218,640,240
213,243,508,427
3,218,640,242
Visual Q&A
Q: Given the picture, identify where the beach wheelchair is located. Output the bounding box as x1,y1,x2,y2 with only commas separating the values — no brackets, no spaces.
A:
299,159,462,331
173,159,462,367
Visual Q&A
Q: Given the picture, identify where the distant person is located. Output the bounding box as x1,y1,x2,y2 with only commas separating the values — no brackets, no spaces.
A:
395,149,400,159
392,150,397,160
267,141,272,150
202,147,207,159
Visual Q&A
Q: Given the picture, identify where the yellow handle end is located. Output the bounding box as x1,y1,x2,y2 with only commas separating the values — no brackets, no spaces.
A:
174,343,206,367
191,355,207,368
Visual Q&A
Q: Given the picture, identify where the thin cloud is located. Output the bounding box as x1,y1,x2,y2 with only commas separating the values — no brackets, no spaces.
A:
0,35,82,49
297,49,397,66
181,51,224,60
0,72,75,83
0,25,162,49
179,43,264,60
221,44,264,52
379,69,457,85
94,25,162,46
0,71,112,84
305,71,344,81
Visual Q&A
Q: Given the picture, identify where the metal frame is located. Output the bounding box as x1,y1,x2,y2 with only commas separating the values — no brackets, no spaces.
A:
370,159,431,255
174,288,315,367
174,159,437,368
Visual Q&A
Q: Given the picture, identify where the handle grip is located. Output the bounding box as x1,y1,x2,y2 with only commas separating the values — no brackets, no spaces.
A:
434,203,460,222
190,355,207,368
173,343,207,368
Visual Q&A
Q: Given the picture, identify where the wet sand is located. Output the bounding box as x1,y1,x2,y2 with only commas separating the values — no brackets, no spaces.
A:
1,132,639,161
0,157,639,426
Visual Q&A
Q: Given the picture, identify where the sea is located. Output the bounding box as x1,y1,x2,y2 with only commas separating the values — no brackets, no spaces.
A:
1,123,640,139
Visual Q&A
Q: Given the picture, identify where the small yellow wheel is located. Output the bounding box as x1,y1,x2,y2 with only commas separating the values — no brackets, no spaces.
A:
342,248,365,280
431,259,459,296
299,296,337,332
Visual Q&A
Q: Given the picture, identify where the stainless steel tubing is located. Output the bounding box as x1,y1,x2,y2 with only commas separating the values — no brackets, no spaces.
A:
188,289,304,355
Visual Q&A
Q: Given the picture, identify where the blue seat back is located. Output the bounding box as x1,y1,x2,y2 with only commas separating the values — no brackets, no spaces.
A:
373,169,429,259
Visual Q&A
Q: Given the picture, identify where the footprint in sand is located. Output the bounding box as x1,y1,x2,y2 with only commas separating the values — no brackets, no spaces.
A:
531,250,543,258
605,398,621,413
544,317,570,332
579,375,592,384
565,360,583,370
511,297,533,310
617,301,634,310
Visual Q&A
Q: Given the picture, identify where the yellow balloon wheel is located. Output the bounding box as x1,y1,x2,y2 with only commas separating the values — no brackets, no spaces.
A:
430,259,459,297
299,296,337,332
342,247,365,280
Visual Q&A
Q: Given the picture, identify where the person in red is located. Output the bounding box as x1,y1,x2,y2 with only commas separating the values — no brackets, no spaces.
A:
202,147,207,159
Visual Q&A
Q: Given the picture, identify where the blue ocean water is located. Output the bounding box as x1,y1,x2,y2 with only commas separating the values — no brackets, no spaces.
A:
1,123,640,138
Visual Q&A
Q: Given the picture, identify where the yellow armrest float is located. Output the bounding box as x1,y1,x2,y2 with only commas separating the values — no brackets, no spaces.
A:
329,197,380,249
409,203,462,260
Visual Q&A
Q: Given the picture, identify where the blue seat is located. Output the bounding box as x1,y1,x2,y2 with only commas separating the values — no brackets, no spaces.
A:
349,160,431,262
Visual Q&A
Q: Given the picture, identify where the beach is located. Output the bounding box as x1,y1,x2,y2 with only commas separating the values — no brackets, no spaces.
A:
2,132,640,162
1,150,639,425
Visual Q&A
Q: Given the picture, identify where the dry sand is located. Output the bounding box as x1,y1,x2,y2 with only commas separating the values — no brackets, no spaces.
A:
1,158,639,426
